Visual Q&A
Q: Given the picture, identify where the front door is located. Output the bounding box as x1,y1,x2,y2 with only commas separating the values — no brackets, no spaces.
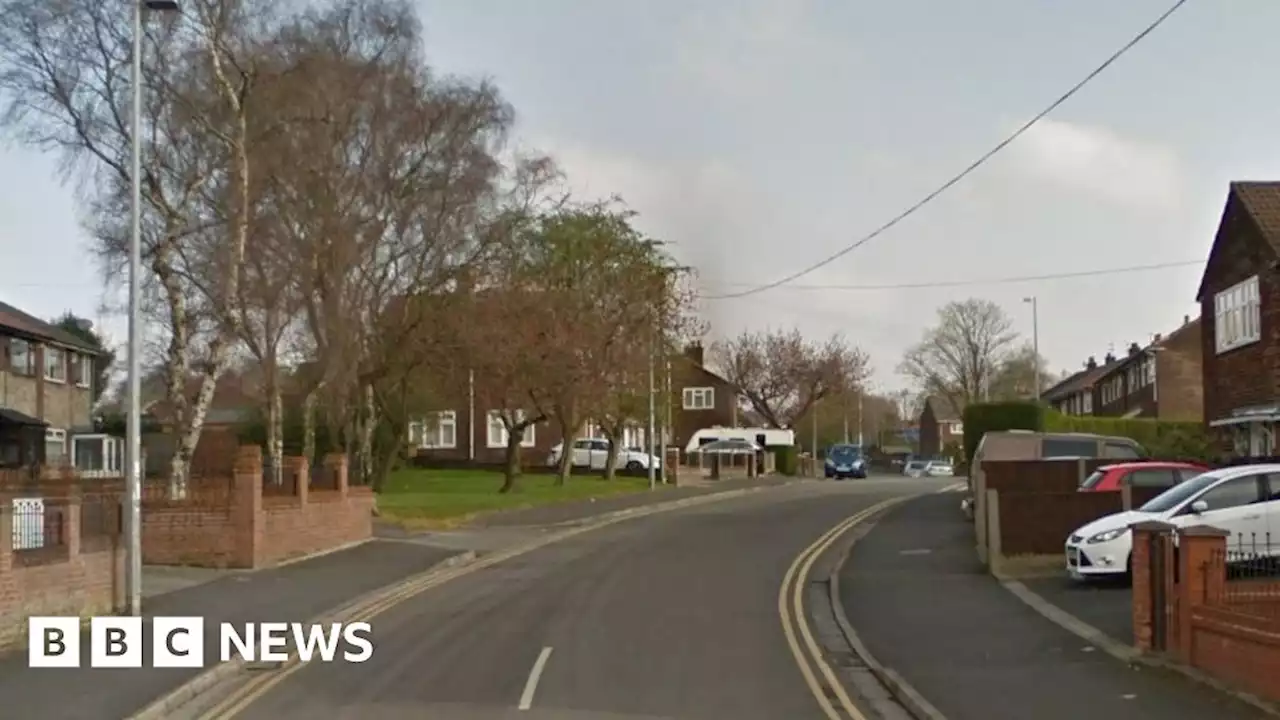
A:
1175,474,1269,559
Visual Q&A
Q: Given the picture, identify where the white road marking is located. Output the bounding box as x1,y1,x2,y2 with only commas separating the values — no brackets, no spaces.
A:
518,646,554,710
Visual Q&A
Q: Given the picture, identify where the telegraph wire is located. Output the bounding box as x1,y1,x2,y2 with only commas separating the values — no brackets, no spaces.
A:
699,0,1192,300
706,259,1203,292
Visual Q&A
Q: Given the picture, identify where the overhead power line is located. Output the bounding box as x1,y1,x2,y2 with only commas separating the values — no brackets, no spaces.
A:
700,0,1191,301
707,259,1203,292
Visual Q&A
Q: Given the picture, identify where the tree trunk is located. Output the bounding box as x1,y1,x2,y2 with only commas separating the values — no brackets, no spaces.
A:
264,365,283,486
301,382,322,464
554,412,575,486
500,429,522,494
602,426,621,480
358,384,375,485
167,337,227,499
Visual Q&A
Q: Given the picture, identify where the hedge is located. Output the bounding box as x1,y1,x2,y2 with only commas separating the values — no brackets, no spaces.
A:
769,445,800,476
959,401,1215,462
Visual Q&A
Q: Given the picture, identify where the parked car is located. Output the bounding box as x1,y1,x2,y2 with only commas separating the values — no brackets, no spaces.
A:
1078,461,1208,493
825,444,867,479
904,460,930,478
547,439,661,471
961,431,1147,520
1065,464,1280,581
924,459,954,477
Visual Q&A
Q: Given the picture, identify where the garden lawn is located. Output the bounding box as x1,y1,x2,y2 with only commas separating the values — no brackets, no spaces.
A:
377,468,652,528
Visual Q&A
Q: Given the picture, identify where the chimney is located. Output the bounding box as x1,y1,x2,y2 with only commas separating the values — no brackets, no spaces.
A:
1128,342,1141,357
1104,352,1116,364
1153,333,1162,343
1085,356,1097,370
684,343,704,366
1183,314,1190,326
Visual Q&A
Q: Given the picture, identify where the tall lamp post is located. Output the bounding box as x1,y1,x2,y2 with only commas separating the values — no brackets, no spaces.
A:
128,0,180,617
1023,296,1040,401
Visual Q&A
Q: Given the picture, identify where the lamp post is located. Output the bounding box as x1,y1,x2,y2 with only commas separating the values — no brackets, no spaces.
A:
127,0,180,617
1023,296,1040,401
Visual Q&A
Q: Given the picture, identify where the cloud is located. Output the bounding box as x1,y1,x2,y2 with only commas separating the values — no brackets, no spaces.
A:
669,0,859,99
1005,118,1184,210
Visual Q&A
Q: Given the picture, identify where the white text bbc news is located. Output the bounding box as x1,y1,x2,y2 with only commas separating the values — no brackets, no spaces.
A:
28,616,374,668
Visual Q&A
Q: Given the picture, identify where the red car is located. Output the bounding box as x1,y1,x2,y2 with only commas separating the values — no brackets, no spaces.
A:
1079,461,1209,493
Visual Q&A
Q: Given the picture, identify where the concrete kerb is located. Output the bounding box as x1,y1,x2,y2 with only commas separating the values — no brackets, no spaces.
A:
999,578,1280,719
827,513,949,720
129,479,793,720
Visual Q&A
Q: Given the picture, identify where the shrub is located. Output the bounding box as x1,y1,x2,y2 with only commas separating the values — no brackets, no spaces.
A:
1041,410,1212,460
770,445,799,476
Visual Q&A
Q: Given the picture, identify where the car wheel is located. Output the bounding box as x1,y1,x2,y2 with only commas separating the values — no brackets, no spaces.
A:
625,460,643,471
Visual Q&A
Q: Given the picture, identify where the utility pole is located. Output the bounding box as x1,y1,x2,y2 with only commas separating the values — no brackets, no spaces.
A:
1024,296,1041,401
647,333,656,491
811,400,819,476
856,391,864,447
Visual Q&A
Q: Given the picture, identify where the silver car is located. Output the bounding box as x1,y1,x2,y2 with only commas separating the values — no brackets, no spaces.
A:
903,460,929,478
925,460,954,477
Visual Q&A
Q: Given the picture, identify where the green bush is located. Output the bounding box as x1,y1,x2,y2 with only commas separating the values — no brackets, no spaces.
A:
961,402,1045,464
1041,410,1213,460
770,445,799,476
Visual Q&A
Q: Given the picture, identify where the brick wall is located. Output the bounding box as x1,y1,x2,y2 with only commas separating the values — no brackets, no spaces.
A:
1157,319,1204,422
0,492,124,644
142,447,372,569
1134,525,1280,705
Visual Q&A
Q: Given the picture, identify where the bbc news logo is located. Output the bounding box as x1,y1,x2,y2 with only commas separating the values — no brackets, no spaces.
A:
28,617,374,668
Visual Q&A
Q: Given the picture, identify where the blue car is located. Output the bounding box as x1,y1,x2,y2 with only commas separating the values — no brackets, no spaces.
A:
825,444,867,479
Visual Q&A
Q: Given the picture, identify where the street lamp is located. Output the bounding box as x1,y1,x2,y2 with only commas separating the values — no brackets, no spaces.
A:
127,0,180,617
1023,296,1040,401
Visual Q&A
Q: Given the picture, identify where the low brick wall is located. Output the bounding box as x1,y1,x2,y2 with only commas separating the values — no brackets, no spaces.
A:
0,493,124,644
143,447,372,569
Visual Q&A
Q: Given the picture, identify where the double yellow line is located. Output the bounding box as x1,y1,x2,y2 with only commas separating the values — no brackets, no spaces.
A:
778,496,909,720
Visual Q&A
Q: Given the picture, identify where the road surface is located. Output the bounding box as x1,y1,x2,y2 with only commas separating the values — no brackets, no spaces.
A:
196,475,950,719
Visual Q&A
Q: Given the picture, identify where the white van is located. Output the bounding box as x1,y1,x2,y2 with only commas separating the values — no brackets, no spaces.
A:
684,427,795,453
1065,464,1280,579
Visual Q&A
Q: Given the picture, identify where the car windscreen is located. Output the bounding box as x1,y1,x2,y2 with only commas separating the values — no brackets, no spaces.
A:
1079,470,1106,490
1138,472,1221,513
829,446,860,460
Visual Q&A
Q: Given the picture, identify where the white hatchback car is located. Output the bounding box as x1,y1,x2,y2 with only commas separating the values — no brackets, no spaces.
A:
1065,464,1280,580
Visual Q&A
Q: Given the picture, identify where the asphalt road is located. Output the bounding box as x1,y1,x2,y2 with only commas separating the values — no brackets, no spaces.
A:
212,475,949,720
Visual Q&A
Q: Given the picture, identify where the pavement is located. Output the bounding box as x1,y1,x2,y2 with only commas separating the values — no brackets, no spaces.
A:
1021,574,1134,645
839,492,1266,720
186,475,940,719
5,540,461,720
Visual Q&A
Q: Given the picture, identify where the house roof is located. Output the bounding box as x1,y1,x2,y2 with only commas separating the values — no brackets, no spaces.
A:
925,396,961,422
0,300,101,354
0,407,47,427
1042,370,1086,401
1095,316,1203,381
1196,182,1280,301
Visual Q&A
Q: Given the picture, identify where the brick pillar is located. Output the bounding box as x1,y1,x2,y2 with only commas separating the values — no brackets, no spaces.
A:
1175,525,1229,663
0,508,12,574
1130,520,1175,651
65,495,82,559
232,446,264,569
284,456,309,505
323,453,348,498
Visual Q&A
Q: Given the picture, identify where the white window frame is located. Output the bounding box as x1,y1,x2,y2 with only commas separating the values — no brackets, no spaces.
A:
486,410,536,449
43,346,66,383
1215,275,1261,354
1082,392,1093,414
1143,358,1155,387
8,338,33,376
76,354,93,388
44,428,67,463
682,387,715,410
408,411,457,449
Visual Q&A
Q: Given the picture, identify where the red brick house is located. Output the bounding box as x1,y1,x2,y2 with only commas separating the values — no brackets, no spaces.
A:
918,396,962,456
1044,355,1122,416
1091,316,1203,421
669,343,739,450
1196,182,1280,456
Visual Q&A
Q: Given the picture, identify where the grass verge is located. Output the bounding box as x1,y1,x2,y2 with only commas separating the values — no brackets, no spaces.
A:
377,468,653,529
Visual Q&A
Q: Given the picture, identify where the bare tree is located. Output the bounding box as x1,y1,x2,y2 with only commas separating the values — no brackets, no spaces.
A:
898,298,1020,415
0,0,285,490
988,344,1052,401
712,329,871,429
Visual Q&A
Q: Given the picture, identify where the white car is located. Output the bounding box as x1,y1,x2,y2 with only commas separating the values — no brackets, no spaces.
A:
548,439,661,471
904,460,929,478
1065,464,1280,580
925,460,954,477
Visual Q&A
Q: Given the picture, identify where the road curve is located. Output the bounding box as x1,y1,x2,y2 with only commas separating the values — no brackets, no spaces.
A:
212,477,944,720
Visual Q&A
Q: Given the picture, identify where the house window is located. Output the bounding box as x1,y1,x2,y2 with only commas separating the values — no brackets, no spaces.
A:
486,410,536,449
8,338,33,376
682,387,715,410
44,347,66,383
950,422,963,435
1143,359,1155,386
45,428,67,465
1215,275,1261,354
76,355,93,388
408,411,457,449
1082,392,1092,414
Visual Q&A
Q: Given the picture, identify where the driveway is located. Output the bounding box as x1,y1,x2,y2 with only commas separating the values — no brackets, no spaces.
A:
1021,575,1134,645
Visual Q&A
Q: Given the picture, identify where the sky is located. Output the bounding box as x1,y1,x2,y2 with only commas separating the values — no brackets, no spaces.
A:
3,0,1280,395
